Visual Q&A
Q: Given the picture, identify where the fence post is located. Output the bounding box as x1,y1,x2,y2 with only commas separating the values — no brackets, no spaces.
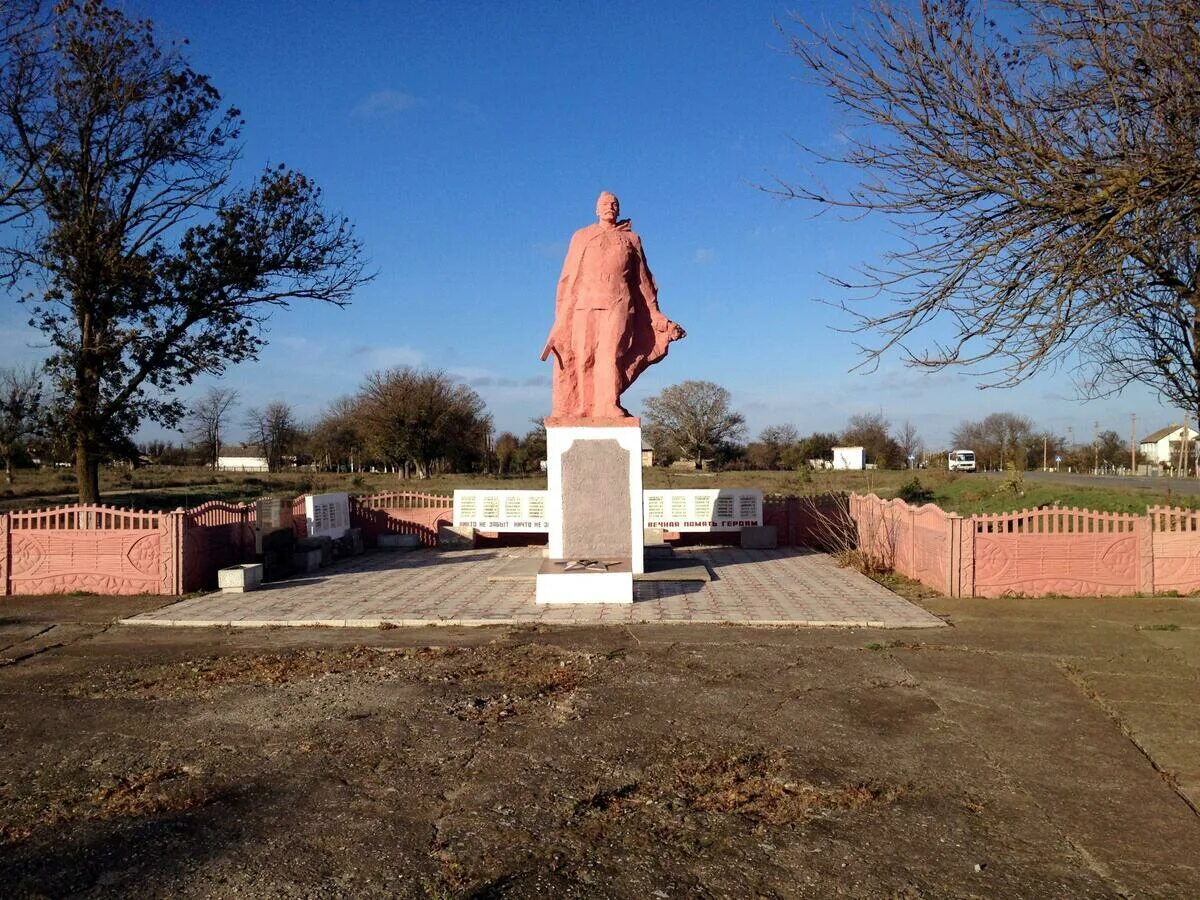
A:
909,504,917,580
0,512,9,597
946,514,961,597
961,516,976,598
165,509,185,595
1137,513,1154,595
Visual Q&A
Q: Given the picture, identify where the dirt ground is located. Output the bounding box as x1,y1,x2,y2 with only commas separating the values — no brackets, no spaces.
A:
1,591,1199,898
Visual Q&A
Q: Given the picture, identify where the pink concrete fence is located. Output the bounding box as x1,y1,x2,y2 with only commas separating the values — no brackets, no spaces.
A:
849,493,1200,598
849,494,970,596
0,491,454,597
2,505,183,596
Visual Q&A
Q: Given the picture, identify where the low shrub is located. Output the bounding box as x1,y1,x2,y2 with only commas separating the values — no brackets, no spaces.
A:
896,477,935,505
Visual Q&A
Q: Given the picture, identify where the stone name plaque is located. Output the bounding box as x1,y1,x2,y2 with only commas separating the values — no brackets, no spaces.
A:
304,492,351,539
642,489,763,532
453,490,550,532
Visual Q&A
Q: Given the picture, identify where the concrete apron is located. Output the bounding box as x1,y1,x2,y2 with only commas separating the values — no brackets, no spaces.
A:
120,546,946,630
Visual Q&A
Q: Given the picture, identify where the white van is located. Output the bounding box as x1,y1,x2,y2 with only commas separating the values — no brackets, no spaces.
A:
948,449,976,472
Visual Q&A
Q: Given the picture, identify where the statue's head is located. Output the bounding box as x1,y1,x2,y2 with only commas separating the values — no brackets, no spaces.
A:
595,191,619,224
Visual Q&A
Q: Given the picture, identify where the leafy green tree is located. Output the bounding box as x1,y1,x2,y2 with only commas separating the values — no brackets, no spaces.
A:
521,418,547,473
358,368,491,479
795,431,838,467
0,2,369,501
841,412,903,468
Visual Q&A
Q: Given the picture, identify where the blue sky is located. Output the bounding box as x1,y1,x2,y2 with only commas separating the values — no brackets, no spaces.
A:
0,0,1178,449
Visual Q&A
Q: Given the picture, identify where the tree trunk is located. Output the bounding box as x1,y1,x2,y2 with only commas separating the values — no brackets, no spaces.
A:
4,455,11,485
75,432,100,504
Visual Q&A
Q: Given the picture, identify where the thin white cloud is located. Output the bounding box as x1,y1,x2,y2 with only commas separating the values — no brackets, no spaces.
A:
693,248,715,264
353,344,425,370
351,89,421,118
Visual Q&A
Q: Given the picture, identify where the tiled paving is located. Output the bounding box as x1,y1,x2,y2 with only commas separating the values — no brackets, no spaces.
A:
121,547,946,629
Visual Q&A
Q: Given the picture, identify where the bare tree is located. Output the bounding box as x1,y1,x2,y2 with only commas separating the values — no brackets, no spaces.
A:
308,396,365,472
0,2,369,502
244,402,299,473
187,387,239,470
896,421,923,466
642,381,746,468
780,1,1200,419
0,365,44,484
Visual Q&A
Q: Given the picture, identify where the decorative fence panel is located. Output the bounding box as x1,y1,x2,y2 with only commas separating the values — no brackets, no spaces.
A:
1148,506,1200,594
849,494,960,594
181,501,256,593
3,505,180,596
350,492,453,548
906,504,959,596
972,507,1150,597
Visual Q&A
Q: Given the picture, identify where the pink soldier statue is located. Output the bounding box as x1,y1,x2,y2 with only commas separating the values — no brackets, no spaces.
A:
540,192,685,419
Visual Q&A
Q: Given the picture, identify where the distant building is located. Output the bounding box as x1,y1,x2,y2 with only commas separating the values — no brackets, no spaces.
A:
641,444,653,467
1139,424,1199,466
217,445,269,472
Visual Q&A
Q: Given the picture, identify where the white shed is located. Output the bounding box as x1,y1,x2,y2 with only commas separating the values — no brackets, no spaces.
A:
832,446,865,470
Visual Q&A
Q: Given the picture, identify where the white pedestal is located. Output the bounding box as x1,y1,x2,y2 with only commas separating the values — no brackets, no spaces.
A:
535,565,634,605
537,421,644,604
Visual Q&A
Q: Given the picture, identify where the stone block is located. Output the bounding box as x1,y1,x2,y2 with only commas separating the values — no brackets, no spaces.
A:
740,525,777,549
296,548,322,574
317,535,334,565
259,547,293,581
255,527,294,556
347,527,364,555
643,527,665,544
379,533,421,550
437,525,474,549
218,563,263,593
256,497,293,532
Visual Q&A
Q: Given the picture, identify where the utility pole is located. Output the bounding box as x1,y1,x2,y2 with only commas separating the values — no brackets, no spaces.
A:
1067,426,1074,471
1130,413,1137,475
1093,421,1099,474
1179,414,1189,476
1043,435,1048,472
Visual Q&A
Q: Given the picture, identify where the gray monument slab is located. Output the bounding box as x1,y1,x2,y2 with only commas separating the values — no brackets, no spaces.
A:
562,438,631,560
